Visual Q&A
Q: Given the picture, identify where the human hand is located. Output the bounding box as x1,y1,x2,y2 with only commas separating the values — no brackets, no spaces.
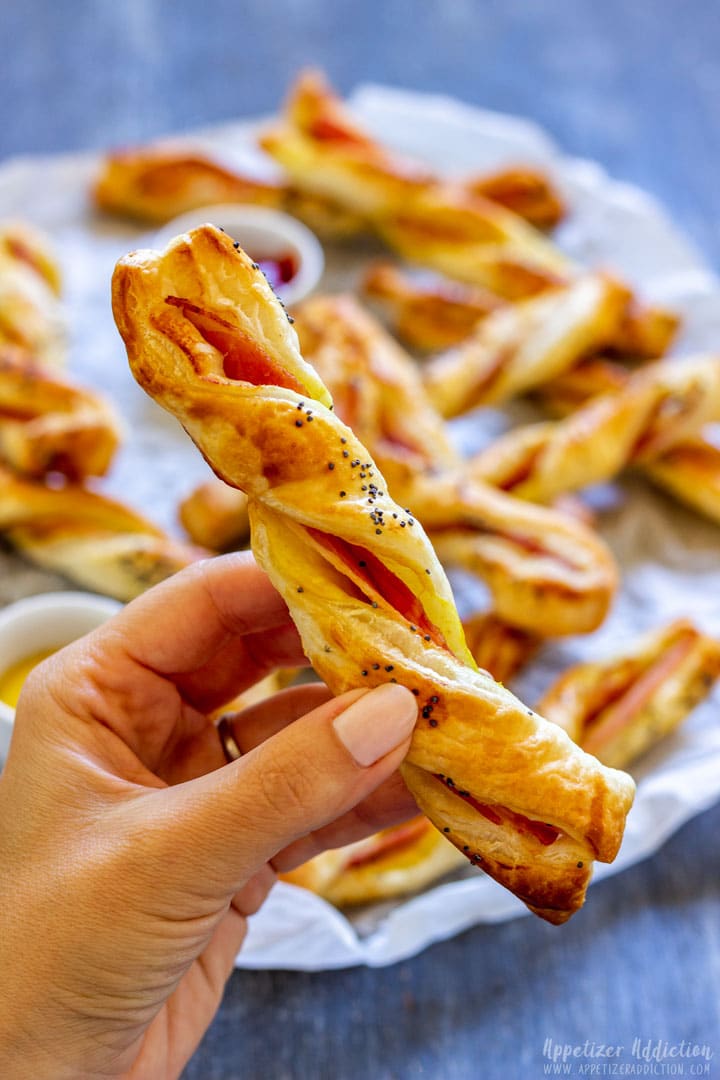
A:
0,554,418,1079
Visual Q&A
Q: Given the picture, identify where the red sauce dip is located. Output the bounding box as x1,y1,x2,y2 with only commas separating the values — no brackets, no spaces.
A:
253,252,298,291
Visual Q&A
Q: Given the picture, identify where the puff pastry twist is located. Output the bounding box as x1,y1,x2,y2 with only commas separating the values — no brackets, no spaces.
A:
260,71,569,295
538,358,720,527
113,224,635,923
0,467,202,600
0,221,66,367
0,346,122,479
420,274,632,417
292,294,617,636
288,619,720,905
365,261,679,361
472,354,720,502
540,621,720,770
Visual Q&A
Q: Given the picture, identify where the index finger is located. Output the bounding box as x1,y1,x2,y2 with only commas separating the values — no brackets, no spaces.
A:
105,551,294,675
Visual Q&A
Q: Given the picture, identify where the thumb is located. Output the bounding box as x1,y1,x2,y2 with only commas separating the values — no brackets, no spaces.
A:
152,683,418,893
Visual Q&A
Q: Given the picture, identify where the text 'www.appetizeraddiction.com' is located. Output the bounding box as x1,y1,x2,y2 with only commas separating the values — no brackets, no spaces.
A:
541,1039,715,1076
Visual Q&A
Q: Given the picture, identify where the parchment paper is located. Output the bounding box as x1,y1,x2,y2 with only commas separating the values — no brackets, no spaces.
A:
1,85,718,969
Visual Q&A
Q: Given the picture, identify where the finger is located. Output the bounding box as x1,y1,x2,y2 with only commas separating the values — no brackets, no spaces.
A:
221,683,334,754
272,771,419,873
103,551,293,676
29,553,303,766
171,620,309,713
158,683,333,784
150,684,418,895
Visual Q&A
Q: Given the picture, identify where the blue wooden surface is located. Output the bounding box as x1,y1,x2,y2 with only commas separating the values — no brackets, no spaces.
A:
2,2,719,1077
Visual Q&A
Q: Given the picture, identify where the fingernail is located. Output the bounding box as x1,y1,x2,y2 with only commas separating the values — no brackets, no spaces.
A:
332,683,417,766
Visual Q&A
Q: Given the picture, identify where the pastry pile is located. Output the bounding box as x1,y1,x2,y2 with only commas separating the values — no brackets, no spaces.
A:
0,221,202,598
3,70,718,921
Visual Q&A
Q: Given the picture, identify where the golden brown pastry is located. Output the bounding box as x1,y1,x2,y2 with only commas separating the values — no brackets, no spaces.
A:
179,477,251,550
0,222,65,367
294,295,618,637
113,224,635,923
0,221,61,296
463,166,566,230
642,437,720,525
538,360,720,528
0,346,122,479
93,144,285,224
539,621,720,769
94,140,372,239
461,612,540,685
289,617,720,907
282,815,466,905
471,354,720,503
363,261,679,359
261,70,569,295
422,274,631,417
0,467,202,599
609,299,680,361
413,474,616,637
363,262,504,352
293,294,458,477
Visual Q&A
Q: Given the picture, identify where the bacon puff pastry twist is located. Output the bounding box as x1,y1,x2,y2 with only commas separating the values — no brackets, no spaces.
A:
364,262,679,360
0,467,202,599
293,294,618,637
472,355,720,503
93,144,285,224
112,224,635,923
288,619,720,906
421,274,631,417
538,359,720,529
0,222,66,367
282,815,466,906
540,621,720,770
0,346,122,479
260,71,569,296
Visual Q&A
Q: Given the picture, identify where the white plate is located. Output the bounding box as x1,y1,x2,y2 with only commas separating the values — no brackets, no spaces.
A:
1,85,719,969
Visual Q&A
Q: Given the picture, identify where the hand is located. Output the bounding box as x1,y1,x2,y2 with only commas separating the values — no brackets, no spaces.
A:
0,554,418,1079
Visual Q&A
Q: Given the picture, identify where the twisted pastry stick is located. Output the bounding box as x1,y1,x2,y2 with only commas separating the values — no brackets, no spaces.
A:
0,221,66,367
539,621,720,770
461,612,540,685
93,144,285,224
538,359,720,528
363,262,505,352
93,143,376,239
0,221,61,296
288,617,720,906
260,70,569,294
0,467,202,600
294,294,617,636
364,262,679,360
464,167,565,230
0,346,122,479
113,224,634,923
471,355,720,503
421,274,631,417
642,437,720,525
179,476,251,550
282,815,466,906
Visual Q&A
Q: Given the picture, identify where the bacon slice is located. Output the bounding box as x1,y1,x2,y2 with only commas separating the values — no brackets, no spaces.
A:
434,774,560,846
166,296,307,393
307,527,450,652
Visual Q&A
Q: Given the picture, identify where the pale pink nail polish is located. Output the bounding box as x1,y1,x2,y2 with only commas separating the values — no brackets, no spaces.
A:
332,683,417,766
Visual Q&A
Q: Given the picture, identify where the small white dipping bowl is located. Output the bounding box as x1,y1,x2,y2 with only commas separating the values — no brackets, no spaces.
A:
0,592,122,763
153,204,325,306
